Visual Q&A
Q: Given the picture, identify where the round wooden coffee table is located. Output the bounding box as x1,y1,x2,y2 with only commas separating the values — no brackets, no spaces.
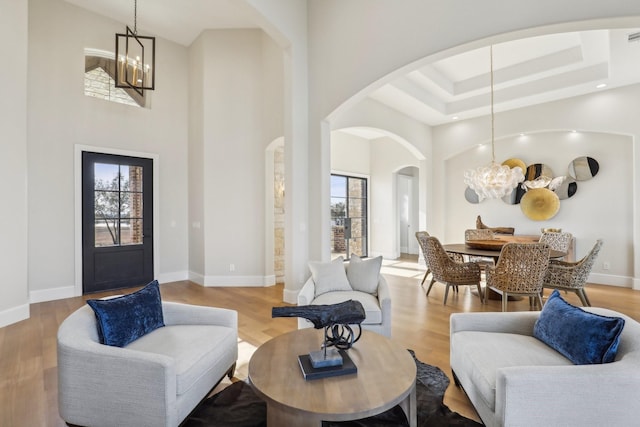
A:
248,328,417,427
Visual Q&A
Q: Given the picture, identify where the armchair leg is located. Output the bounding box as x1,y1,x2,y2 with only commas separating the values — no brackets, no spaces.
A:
226,363,236,380
452,370,461,387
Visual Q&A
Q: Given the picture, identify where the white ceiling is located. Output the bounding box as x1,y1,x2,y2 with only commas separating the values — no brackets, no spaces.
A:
370,29,640,127
67,1,640,129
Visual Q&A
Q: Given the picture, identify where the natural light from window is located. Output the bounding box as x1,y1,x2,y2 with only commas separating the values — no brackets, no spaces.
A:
84,48,145,108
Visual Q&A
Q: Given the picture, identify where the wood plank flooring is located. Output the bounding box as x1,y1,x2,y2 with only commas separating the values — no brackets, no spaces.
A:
2,256,639,426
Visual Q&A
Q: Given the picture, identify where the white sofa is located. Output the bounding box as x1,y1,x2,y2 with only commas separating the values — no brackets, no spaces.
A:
450,308,640,427
297,274,391,337
57,301,238,427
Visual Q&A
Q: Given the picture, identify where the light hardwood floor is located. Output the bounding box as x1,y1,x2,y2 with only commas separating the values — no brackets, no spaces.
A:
2,256,639,426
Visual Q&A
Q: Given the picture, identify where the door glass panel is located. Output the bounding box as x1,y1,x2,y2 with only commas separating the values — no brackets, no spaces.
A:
95,163,120,189
94,219,118,247
121,219,143,245
94,162,144,248
95,190,119,219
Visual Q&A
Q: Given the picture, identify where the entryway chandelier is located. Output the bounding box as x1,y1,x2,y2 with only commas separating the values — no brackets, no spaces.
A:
115,0,155,95
463,45,523,202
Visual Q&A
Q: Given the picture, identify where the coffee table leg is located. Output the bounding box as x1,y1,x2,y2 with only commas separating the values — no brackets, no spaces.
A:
267,402,322,427
398,381,417,427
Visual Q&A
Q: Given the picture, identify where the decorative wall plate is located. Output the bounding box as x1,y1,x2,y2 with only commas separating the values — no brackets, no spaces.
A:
568,156,599,181
525,163,554,180
502,187,518,205
464,186,480,204
553,178,578,200
502,158,526,173
520,188,560,221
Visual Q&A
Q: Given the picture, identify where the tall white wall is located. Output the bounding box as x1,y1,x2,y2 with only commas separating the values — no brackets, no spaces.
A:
27,0,189,300
244,0,309,302
188,36,206,279
369,138,421,258
188,29,283,286
0,0,29,327
331,132,371,175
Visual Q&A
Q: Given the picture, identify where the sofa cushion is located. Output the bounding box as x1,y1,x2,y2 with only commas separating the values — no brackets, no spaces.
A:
451,331,572,411
126,324,237,396
87,280,165,347
309,257,352,297
311,291,382,325
346,254,382,295
534,290,625,364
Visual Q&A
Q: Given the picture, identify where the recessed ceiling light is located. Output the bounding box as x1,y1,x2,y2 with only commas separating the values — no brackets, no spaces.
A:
452,116,459,120
571,130,577,133
519,133,525,136
596,83,607,89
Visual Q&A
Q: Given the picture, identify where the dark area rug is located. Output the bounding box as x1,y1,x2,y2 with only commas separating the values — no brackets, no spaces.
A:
183,349,483,427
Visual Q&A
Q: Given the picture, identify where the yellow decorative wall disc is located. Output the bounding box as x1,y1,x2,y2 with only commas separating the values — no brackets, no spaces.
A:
502,158,526,172
520,188,560,221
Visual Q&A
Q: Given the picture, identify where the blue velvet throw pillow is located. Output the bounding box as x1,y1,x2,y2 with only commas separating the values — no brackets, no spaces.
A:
533,290,625,364
87,280,165,347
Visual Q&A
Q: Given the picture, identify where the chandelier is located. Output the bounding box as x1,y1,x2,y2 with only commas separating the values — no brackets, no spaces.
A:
464,45,523,202
115,0,155,95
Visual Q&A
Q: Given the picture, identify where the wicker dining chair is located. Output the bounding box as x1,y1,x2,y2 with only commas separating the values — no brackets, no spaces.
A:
465,228,494,241
464,229,496,270
540,231,573,259
415,231,433,286
486,242,550,311
422,236,483,304
415,231,464,287
542,239,603,307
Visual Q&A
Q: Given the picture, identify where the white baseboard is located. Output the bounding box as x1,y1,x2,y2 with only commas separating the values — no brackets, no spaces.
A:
203,275,276,287
188,271,205,286
30,286,76,303
157,270,189,284
283,287,298,304
370,251,398,259
0,303,30,328
589,273,633,288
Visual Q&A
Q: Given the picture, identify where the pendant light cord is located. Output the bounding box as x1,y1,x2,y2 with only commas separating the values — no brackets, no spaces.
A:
133,0,137,34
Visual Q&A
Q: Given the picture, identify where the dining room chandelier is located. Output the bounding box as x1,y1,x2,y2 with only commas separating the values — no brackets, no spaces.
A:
115,0,155,95
463,45,523,202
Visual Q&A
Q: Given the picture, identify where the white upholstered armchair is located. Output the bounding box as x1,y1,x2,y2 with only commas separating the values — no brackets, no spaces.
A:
57,301,238,427
297,256,391,337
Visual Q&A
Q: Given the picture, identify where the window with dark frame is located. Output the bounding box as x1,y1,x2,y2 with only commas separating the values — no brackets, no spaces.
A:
331,174,368,259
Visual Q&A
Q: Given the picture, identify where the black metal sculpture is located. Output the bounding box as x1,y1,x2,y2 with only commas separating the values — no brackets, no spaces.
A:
272,299,365,328
272,300,366,368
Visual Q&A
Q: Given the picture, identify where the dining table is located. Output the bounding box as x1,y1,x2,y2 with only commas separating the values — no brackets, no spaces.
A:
442,243,567,261
442,235,567,300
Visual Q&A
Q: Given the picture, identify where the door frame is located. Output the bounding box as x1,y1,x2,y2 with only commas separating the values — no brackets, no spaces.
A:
74,144,160,297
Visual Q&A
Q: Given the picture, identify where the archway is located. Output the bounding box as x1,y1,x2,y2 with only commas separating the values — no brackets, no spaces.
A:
265,137,285,284
330,127,425,260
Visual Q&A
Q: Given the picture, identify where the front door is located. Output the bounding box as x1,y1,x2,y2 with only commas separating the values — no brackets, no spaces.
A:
82,152,154,293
